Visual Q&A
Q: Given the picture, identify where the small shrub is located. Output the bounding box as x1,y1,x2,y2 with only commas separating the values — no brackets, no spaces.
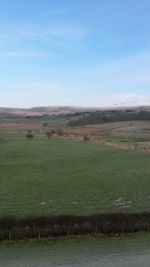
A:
26,133,34,139
56,129,64,136
83,135,90,142
46,131,53,139
43,123,48,127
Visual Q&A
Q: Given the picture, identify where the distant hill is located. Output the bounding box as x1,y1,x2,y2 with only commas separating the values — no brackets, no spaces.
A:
0,105,150,117
0,106,99,117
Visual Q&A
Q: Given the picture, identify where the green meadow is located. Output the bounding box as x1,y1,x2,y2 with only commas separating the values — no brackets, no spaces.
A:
0,137,150,216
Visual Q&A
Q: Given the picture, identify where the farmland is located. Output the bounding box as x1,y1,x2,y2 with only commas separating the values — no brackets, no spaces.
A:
0,125,150,216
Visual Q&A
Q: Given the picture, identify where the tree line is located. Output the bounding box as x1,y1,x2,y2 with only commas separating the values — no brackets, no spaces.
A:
68,110,150,126
0,212,150,241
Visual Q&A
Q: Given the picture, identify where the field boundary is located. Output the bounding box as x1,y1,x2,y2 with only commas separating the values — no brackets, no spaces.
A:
0,212,150,242
93,140,150,152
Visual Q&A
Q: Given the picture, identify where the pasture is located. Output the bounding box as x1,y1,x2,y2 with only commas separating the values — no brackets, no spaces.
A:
0,135,149,216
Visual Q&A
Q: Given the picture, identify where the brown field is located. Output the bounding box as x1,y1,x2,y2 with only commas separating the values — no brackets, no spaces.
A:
0,123,42,131
0,120,150,152
66,121,150,137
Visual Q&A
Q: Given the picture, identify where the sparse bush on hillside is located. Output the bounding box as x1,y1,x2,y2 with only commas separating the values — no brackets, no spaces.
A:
46,131,53,139
134,143,139,149
42,122,48,127
26,130,34,139
83,135,90,141
26,133,34,139
51,129,56,134
56,129,64,136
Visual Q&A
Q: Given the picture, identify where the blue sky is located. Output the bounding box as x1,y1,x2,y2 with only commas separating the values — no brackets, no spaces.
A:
0,0,150,107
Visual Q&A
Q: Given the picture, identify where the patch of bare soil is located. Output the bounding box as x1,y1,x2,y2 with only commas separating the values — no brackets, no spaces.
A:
0,123,42,131
66,128,111,136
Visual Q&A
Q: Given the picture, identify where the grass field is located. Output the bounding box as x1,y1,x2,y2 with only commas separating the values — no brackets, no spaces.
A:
0,137,150,216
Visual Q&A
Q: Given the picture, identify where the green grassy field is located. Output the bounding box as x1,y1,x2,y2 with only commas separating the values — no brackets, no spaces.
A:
0,137,150,216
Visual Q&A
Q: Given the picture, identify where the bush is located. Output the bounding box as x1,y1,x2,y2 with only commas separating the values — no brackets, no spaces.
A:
56,129,64,136
83,135,90,141
26,130,34,139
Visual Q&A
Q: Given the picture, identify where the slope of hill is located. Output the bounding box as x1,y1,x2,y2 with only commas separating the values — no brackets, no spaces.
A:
68,109,150,126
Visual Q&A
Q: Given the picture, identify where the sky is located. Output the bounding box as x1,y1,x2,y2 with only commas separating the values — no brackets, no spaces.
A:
0,0,150,108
